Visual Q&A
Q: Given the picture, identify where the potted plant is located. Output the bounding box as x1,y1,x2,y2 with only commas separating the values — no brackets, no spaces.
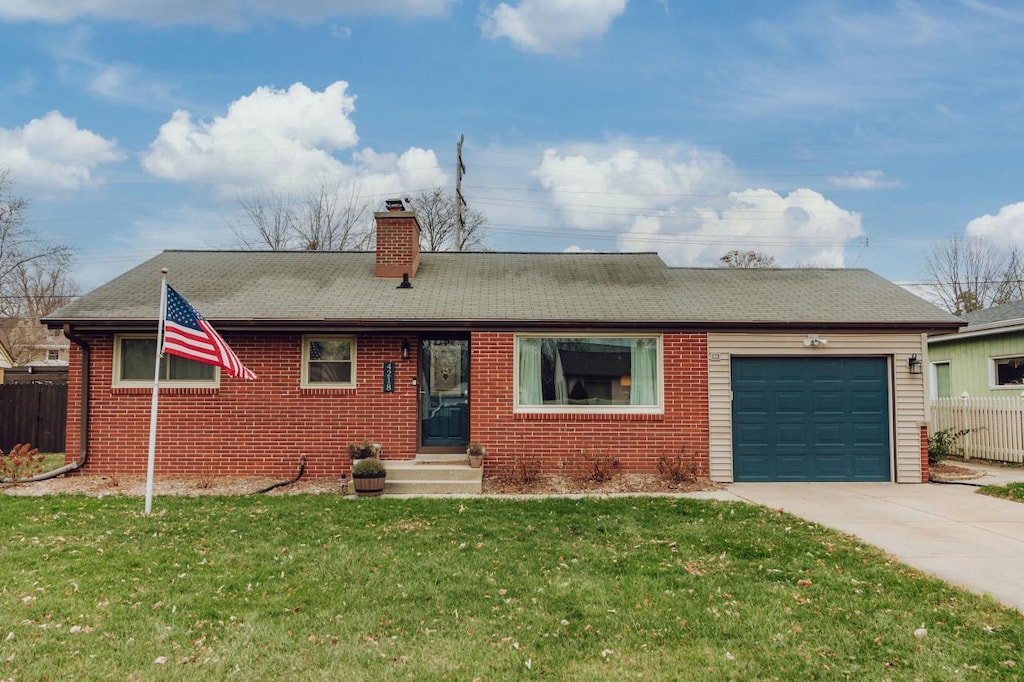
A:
347,439,380,461
467,442,486,468
351,457,386,496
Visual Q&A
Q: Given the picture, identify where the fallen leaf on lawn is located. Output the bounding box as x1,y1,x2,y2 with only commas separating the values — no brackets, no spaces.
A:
797,579,812,587
154,656,168,664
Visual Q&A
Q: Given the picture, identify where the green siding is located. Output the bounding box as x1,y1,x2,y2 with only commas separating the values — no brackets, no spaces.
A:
929,331,1024,396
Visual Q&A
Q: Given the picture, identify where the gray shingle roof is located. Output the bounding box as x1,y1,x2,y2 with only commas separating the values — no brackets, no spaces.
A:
961,300,1024,330
46,250,960,330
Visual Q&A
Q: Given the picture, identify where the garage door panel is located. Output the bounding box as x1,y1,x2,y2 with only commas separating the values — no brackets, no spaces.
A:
775,454,811,479
732,357,891,482
776,424,808,445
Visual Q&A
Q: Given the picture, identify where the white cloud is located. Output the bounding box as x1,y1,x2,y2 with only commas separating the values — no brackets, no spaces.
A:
522,143,863,267
618,188,864,267
0,0,456,27
0,111,124,191
142,81,446,198
532,144,735,229
827,169,901,190
965,201,1024,244
481,0,628,54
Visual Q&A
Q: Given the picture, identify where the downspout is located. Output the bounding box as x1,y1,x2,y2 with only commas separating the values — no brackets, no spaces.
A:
7,326,90,482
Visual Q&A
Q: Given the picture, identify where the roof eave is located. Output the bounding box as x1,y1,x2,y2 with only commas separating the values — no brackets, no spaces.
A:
51,318,964,334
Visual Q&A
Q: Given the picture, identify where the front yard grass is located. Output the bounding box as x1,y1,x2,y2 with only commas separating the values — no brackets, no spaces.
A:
980,482,1024,503
2,495,1022,680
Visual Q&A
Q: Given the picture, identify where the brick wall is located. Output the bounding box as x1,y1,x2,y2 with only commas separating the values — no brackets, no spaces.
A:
469,332,710,478
65,333,419,478
374,211,420,279
920,423,929,483
64,330,711,479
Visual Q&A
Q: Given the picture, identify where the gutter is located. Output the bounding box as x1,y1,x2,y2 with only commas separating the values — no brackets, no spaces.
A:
5,326,90,483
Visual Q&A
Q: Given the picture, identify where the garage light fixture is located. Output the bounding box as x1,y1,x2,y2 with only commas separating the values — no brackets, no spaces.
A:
803,335,828,347
908,354,923,374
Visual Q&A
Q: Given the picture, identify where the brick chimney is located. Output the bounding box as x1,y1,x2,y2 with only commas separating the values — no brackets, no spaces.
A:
374,199,421,278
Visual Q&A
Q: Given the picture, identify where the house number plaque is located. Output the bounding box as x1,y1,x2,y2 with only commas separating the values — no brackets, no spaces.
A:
383,362,395,393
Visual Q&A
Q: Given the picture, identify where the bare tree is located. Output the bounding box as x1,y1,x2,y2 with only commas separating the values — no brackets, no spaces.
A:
923,236,1021,315
0,170,76,365
232,182,372,251
719,249,777,268
408,187,488,252
294,182,371,251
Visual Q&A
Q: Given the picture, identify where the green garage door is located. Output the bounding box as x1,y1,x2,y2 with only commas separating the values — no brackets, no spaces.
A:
732,357,891,482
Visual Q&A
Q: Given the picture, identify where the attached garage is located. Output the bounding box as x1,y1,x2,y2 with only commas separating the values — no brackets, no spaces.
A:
731,357,891,482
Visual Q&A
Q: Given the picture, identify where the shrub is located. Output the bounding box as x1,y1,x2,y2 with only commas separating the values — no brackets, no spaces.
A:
347,440,380,460
575,454,620,483
0,443,45,484
352,457,386,476
657,452,698,483
506,456,541,487
928,428,971,465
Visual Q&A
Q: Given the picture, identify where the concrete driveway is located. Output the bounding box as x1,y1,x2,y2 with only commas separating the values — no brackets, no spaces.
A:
726,481,1024,614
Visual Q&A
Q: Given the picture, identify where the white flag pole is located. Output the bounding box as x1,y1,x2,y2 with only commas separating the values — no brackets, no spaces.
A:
144,268,169,515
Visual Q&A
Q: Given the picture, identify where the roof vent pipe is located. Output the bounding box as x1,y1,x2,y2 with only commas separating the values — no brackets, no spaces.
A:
397,273,412,289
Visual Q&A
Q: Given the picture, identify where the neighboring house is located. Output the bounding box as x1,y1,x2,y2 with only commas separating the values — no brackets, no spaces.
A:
0,340,11,383
927,300,1024,398
44,203,960,485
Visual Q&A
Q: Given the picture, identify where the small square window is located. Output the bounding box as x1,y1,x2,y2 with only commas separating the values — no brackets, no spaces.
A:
303,336,356,387
994,356,1024,387
46,349,60,361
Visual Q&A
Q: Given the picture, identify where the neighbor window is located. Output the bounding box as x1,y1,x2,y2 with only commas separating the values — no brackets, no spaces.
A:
303,336,356,388
114,335,217,386
515,335,662,412
993,356,1024,388
46,349,60,361
932,361,951,398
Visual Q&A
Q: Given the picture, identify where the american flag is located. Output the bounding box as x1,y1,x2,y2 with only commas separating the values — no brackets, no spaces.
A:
162,285,256,380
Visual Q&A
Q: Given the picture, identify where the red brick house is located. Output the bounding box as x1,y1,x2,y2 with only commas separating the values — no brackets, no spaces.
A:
45,204,960,490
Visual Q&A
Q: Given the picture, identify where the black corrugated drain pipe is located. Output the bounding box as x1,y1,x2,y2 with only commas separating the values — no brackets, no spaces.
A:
253,456,307,494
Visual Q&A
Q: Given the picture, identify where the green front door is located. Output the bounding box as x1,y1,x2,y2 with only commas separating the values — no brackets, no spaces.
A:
732,357,891,482
419,338,470,448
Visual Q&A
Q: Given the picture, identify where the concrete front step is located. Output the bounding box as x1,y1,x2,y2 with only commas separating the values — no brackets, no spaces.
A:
383,459,483,495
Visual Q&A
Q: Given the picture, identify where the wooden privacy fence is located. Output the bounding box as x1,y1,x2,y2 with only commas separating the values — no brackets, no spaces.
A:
930,396,1024,464
0,382,67,453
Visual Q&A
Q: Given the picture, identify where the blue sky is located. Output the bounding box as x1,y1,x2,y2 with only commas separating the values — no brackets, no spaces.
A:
2,0,1024,293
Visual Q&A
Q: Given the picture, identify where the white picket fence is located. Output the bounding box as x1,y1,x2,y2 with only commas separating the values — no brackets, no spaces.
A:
930,397,1024,463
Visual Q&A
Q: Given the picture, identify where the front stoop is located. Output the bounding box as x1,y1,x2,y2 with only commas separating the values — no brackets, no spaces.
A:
383,459,483,495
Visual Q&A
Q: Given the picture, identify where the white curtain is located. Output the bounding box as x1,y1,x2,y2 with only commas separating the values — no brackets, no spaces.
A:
519,338,543,405
553,345,568,404
630,338,657,405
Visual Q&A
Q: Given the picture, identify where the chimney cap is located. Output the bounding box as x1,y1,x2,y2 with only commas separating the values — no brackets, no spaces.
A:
385,198,406,211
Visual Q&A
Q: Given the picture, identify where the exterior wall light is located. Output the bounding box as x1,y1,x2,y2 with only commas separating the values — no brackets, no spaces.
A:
401,339,411,361
908,354,923,374
803,335,829,347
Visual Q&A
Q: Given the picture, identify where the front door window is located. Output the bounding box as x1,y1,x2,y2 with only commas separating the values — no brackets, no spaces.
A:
420,338,470,448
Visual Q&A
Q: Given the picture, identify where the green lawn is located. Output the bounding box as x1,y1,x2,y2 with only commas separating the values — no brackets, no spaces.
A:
980,482,1024,503
1,495,1022,680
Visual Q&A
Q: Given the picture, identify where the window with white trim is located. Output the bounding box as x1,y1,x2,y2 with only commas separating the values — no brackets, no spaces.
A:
302,336,356,388
114,335,217,386
515,335,663,412
992,355,1024,388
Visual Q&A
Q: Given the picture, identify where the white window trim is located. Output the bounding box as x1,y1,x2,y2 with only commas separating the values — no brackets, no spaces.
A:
989,354,1024,391
301,335,357,389
513,333,664,415
113,334,220,388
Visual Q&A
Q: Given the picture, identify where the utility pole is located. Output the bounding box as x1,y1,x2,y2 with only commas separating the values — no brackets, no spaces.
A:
455,134,466,252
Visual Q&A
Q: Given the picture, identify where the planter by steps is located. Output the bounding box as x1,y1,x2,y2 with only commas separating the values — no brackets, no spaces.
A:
351,457,386,496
